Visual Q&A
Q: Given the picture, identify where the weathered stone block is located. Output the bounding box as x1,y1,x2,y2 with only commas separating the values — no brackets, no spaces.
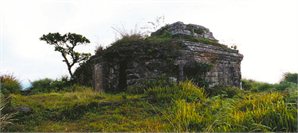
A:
93,63,104,92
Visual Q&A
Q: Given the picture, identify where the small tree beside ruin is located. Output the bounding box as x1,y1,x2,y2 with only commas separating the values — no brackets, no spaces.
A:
40,33,91,79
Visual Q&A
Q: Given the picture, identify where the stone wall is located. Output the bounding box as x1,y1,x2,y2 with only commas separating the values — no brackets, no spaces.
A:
92,41,243,91
93,63,104,92
181,41,243,87
95,58,177,91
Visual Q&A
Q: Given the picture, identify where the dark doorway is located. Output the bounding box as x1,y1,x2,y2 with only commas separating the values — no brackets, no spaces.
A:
118,61,127,91
229,66,236,86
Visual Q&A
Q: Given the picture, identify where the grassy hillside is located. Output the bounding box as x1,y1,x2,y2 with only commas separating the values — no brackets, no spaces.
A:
8,89,167,132
4,81,297,132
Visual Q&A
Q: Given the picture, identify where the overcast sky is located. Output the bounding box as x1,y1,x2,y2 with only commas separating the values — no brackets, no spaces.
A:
1,0,298,88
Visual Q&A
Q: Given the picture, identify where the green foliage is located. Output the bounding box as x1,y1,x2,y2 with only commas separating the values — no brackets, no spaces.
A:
281,72,297,84
0,74,21,95
146,31,172,43
29,78,70,94
242,78,298,92
152,29,221,45
40,33,91,79
28,77,87,94
30,78,53,93
274,81,297,91
103,34,181,63
241,79,274,92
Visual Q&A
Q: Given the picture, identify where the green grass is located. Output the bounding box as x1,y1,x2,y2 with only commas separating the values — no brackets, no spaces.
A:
4,82,298,132
146,80,206,104
8,88,167,132
160,92,297,132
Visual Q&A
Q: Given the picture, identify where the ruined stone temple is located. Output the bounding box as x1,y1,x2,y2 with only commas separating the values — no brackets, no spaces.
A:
73,22,243,92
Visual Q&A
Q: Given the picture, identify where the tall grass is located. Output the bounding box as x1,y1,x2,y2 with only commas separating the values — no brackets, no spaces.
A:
11,87,102,111
146,80,206,104
6,80,298,132
229,92,297,132
151,81,297,132
169,100,202,131
0,94,16,131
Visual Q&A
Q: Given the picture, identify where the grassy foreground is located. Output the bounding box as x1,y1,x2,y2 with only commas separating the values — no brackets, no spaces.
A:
8,89,165,132
6,81,298,132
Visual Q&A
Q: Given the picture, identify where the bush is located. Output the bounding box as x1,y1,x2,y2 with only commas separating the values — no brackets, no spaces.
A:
273,81,297,91
29,77,70,94
242,74,297,92
280,83,298,104
30,78,53,93
0,74,21,95
241,79,274,92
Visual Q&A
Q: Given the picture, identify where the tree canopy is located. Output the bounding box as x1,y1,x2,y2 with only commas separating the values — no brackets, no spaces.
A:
40,33,91,79
281,73,298,84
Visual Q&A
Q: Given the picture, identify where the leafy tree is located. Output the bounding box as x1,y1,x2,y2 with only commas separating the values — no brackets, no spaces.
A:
40,33,91,79
281,72,298,84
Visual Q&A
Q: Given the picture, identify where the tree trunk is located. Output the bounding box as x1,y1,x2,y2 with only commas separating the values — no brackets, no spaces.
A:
68,67,73,79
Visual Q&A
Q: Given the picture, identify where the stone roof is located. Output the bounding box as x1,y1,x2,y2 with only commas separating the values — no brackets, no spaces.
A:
151,21,217,41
